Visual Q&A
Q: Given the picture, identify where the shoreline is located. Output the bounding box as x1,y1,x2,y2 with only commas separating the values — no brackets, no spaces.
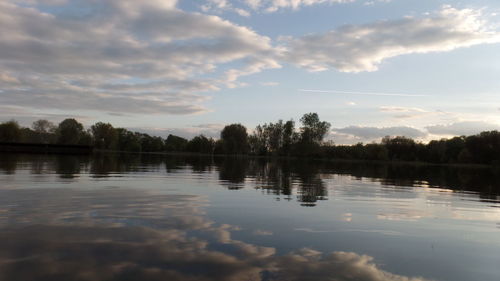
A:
1,142,499,169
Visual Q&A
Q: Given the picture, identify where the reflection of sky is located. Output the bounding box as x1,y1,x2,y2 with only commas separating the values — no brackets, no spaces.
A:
0,155,500,280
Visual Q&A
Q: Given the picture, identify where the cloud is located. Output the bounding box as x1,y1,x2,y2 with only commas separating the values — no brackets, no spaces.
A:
283,6,500,72
0,186,432,281
201,0,252,17
379,106,428,113
0,105,91,126
130,123,224,139
426,121,500,136
0,0,279,115
378,106,447,120
268,249,430,281
331,126,427,144
330,121,500,144
244,0,353,13
2,1,500,122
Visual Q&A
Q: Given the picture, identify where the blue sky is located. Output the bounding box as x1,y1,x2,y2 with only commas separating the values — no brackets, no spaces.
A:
1,0,500,143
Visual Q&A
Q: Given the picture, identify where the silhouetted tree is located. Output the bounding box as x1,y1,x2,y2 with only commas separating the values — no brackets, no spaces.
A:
32,119,56,134
249,125,267,155
31,119,56,143
220,124,248,154
382,136,417,161
249,119,296,156
364,143,389,160
0,120,22,142
116,128,141,152
213,139,225,154
465,131,500,164
186,135,214,154
165,134,188,152
56,119,87,145
295,113,330,156
91,122,118,150
282,120,296,155
139,134,164,152
300,113,331,144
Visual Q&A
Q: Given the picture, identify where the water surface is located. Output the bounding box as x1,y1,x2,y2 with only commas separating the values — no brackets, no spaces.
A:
1,153,499,281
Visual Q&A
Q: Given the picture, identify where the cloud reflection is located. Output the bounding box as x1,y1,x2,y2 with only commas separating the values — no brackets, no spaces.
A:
0,188,432,281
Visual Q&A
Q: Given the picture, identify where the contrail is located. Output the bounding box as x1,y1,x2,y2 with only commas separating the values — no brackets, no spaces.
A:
298,89,429,97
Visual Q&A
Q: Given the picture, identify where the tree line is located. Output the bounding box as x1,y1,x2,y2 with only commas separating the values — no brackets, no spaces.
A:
1,113,500,165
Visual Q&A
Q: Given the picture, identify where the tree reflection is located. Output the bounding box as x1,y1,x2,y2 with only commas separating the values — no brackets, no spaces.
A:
216,157,248,189
55,155,87,179
244,159,329,206
0,153,19,174
1,153,500,204
293,160,327,207
251,160,293,200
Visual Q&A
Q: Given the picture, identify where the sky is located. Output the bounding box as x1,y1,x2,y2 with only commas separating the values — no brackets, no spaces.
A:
1,0,500,144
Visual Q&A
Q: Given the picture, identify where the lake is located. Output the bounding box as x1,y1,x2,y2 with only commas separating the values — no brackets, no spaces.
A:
0,153,499,281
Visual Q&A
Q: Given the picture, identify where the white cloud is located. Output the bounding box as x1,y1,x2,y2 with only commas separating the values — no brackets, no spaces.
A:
283,6,500,72
244,0,353,13
2,0,500,126
0,0,279,115
270,249,430,281
378,106,446,120
379,106,427,113
201,0,252,17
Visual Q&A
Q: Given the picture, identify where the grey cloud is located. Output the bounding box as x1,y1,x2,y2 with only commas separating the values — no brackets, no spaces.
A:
2,1,499,120
0,88,208,115
130,125,222,139
0,105,90,127
426,121,500,136
331,126,427,144
0,0,278,115
283,6,500,72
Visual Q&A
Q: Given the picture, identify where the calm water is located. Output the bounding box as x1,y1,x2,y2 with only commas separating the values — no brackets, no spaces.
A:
1,153,500,281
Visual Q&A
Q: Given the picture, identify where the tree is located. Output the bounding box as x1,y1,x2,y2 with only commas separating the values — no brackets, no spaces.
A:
116,128,141,152
382,136,417,161
57,118,86,145
295,113,330,156
32,119,56,134
91,122,118,150
165,134,188,152
465,131,500,164
249,119,296,156
220,124,249,154
186,135,215,154
0,120,22,142
300,113,331,144
31,119,56,143
249,125,267,155
139,134,164,152
282,120,296,155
